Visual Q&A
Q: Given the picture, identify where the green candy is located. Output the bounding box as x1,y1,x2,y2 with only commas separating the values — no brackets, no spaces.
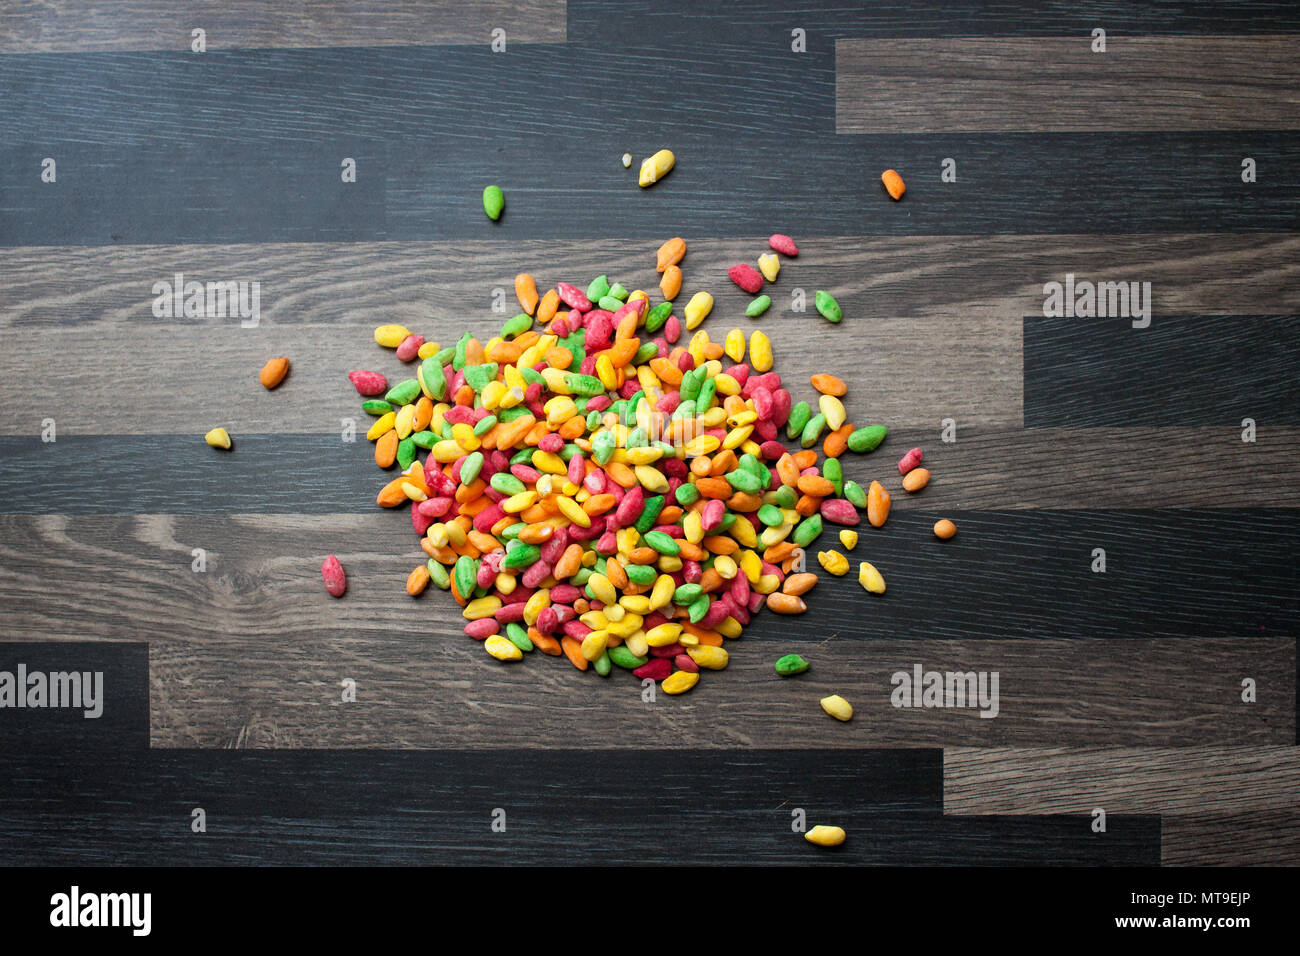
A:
726,468,762,495
745,295,772,318
786,401,811,440
719,512,737,531
634,342,659,365
453,332,472,371
593,651,612,677
453,555,477,597
775,654,810,677
625,563,658,587
519,366,544,386
509,447,534,465
482,184,505,221
501,312,533,338
626,427,648,449
608,283,629,302
674,583,703,605
679,369,701,403
587,275,611,303
597,295,624,312
800,412,827,449
420,358,447,400
793,514,823,547
642,530,680,555
473,414,497,436
609,646,648,669
672,399,696,422
757,503,785,527
675,482,700,506
361,400,393,416
592,430,617,465
396,435,417,469
427,559,450,590
572,566,593,587
460,451,484,486
696,377,716,412
565,373,604,396
823,457,843,496
847,425,887,453
498,405,532,422
687,593,711,623
506,622,534,652
645,302,673,333
384,378,420,406
411,430,437,449
503,543,540,570
769,484,797,509
586,409,604,431
432,346,456,367
634,495,665,534
490,473,525,495
815,290,842,323
844,480,868,508
462,363,499,392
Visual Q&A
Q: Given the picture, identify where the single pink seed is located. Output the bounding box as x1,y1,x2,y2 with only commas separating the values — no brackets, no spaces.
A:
395,334,424,362
820,498,861,526
768,233,800,257
321,555,347,597
464,619,499,640
347,370,387,396
728,263,764,294
898,447,923,475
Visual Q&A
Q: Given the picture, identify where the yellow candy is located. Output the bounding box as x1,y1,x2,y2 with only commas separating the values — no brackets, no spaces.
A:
556,496,590,527
444,522,467,547
204,427,232,449
729,518,758,549
580,629,609,661
684,291,713,330
715,616,742,638
480,380,508,410
858,561,886,594
394,403,415,439
463,596,503,620
628,290,650,306
820,694,853,721
724,329,745,361
451,422,480,450
587,572,617,605
603,602,626,623
649,574,676,610
624,630,649,658
531,450,567,474
373,324,411,348
738,549,762,583
626,446,664,466
722,425,753,450
366,412,396,441
606,613,642,638
634,464,669,493
620,595,652,615
818,550,850,576
755,573,781,594
686,645,729,670
400,481,427,502
545,395,578,425
417,340,441,360
749,330,773,372
714,373,741,396
484,635,523,661
757,253,780,283
839,529,859,550
819,394,846,430
430,439,463,462
523,589,551,625
495,572,516,594
805,825,847,847
645,622,683,647
638,148,675,187
662,670,699,695
426,524,450,548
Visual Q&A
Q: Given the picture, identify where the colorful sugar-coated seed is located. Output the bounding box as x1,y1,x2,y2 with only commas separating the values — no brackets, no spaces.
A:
848,425,886,453
805,825,847,847
902,467,930,492
897,447,923,475
768,233,799,256
757,253,780,283
866,480,890,528
485,635,523,661
321,555,347,597
260,356,290,389
204,427,232,449
483,185,505,220
638,149,675,187
814,290,842,323
775,653,810,676
820,695,853,721
881,168,906,200
858,561,885,594
839,529,858,550
817,550,849,576
622,153,633,168
729,263,764,294
745,295,771,318
934,519,957,540
749,330,773,372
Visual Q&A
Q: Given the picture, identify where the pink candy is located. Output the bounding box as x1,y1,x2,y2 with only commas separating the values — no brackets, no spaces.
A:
768,233,799,257
898,447,923,475
347,370,387,396
728,263,764,294
820,499,861,526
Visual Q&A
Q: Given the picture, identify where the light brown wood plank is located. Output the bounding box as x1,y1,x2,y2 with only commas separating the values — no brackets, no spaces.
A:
837,36,1300,132
3,234,1297,435
0,514,1291,748
0,1,565,53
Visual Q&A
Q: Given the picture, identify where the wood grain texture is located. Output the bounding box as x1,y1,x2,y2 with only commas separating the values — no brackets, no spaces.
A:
837,37,1300,133
0,515,1292,748
3,234,1296,434
944,746,1300,865
0,1,565,52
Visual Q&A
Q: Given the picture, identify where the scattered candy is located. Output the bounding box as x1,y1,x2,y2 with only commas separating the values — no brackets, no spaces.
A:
815,290,842,323
902,467,930,492
745,295,771,318
757,253,780,283
483,185,505,221
259,356,290,389
820,694,853,721
204,427,232,450
768,233,799,257
858,561,885,594
881,168,906,201
897,447,923,475
639,149,675,187
775,653,810,676
934,519,957,540
728,263,764,294
805,825,847,847
321,555,347,597
817,550,849,575
838,529,858,550
621,153,633,168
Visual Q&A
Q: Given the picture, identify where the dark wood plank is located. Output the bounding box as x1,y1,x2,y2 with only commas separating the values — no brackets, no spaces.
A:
0,1,565,52
1,516,1292,747
1162,812,1300,866
838,37,1300,133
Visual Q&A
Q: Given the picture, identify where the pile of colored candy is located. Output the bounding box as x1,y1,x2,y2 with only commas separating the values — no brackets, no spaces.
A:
343,237,932,695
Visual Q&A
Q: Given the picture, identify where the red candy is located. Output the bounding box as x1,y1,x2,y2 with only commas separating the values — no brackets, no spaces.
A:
347,370,387,396
728,263,764,294
898,447,923,475
768,233,799,256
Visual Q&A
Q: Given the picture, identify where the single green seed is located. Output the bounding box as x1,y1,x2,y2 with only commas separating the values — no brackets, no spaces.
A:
593,651,613,677
460,451,484,486
847,425,888,453
592,430,617,465
428,559,450,590
384,378,420,406
674,583,704,606
501,313,533,338
688,593,711,623
483,184,505,221
453,555,477,597
519,366,544,386
745,294,772,318
643,530,680,555
800,412,827,449
786,401,812,440
824,457,843,496
565,373,604,396
502,543,541,570
411,430,437,449
609,646,648,669
696,378,716,412
421,357,447,400
719,512,737,531
472,414,497,437
506,621,534,652
775,653,810,676
844,480,868,508
596,294,622,312
645,302,673,333
453,332,472,371
676,482,701,506
361,400,394,416
757,503,785,527
509,447,534,465
634,495,665,534
725,469,762,495
498,405,532,423
462,363,499,392
572,566,593,587
769,484,797,509
815,290,842,323
625,563,658,587
634,342,659,364
432,346,456,367
396,435,417,469
793,514,824,547
608,283,629,302
587,275,611,303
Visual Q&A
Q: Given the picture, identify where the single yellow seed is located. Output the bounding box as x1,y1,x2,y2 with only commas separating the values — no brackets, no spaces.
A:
484,635,523,662
649,574,676,610
713,554,738,579
581,629,609,661
426,524,450,548
805,825,847,847
502,490,539,513
417,340,441,360
686,645,729,670
463,596,503,620
622,152,633,168
638,148,675,187
645,622,683,647
684,291,713,330
858,561,886,594
394,403,415,439
204,427,232,449
839,529,858,550
819,394,846,430
619,595,651,615
624,630,649,658
373,324,411,348
587,572,617,606
820,694,853,721
714,372,741,396
366,412,397,441
749,330,773,372
523,589,550,625
662,670,699,695
400,481,427,502
603,602,625,623
818,549,850,576
634,464,669,493
724,328,746,362
757,252,780,283
556,496,590,528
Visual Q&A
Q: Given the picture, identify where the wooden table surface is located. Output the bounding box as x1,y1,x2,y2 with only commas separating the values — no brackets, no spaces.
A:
1,0,1297,866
